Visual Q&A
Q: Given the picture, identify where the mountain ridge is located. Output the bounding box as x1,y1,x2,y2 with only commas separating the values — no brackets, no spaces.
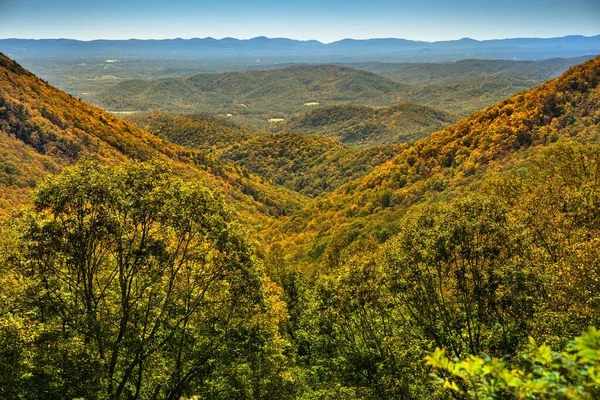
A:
3,34,599,46
3,35,599,63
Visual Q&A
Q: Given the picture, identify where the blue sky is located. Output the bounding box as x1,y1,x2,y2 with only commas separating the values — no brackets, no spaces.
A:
0,0,598,42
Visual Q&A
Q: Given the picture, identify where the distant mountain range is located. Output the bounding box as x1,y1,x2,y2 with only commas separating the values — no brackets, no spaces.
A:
2,35,599,63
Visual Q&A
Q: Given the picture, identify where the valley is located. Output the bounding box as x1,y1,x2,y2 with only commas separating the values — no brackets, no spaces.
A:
0,28,599,400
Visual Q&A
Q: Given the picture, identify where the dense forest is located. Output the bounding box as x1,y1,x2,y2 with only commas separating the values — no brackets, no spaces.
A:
92,66,408,126
0,52,599,399
88,57,592,129
130,113,402,196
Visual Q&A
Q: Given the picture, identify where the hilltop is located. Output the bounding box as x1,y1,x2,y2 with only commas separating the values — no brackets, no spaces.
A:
281,103,456,146
0,53,307,224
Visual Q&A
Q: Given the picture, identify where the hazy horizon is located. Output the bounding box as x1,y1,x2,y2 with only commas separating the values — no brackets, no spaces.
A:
2,34,600,44
1,0,599,43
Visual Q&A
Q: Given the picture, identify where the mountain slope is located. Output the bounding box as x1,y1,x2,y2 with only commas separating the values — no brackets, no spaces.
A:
281,103,456,146
218,133,400,197
131,113,402,197
267,56,600,261
129,112,257,152
0,53,307,224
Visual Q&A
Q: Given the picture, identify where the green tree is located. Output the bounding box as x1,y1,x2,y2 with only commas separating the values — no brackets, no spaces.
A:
382,197,540,359
18,159,291,399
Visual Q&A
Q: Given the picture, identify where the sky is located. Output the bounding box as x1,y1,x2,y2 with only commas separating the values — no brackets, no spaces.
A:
0,0,599,43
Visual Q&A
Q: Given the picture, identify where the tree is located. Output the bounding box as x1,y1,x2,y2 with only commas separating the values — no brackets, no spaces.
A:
20,159,291,399
382,197,540,359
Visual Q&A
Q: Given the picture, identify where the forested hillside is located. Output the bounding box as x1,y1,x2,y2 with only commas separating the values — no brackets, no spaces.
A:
129,112,257,152
0,53,599,399
92,65,407,125
281,103,456,146
267,55,600,264
371,57,595,116
275,143,600,398
132,113,402,196
0,53,306,222
91,58,591,129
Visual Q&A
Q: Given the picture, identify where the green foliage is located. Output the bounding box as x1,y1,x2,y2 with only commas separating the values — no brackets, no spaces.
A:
426,327,600,399
281,103,456,147
1,159,293,399
283,143,600,398
483,144,600,344
133,113,401,197
93,65,408,127
130,112,255,153
382,197,539,358
225,134,400,197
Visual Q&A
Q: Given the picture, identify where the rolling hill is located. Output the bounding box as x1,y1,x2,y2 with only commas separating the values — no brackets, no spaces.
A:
266,55,600,262
400,75,538,116
91,59,594,130
0,53,307,225
91,65,407,125
280,103,456,146
131,113,402,197
354,57,597,116
380,57,595,85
